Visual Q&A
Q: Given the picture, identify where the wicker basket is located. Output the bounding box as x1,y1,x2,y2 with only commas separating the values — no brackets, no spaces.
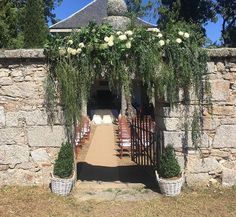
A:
155,171,184,196
51,171,75,196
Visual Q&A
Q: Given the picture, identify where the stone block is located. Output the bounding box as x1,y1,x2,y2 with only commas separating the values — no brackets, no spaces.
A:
201,132,213,148
27,126,66,147
6,110,48,127
0,169,42,186
31,149,50,163
163,131,192,149
216,62,225,72
0,82,38,99
187,156,222,174
213,125,236,148
222,166,236,187
211,105,234,116
0,69,10,77
0,145,29,167
210,80,230,101
0,77,13,85
164,118,182,131
202,117,220,130
16,162,38,171
0,164,9,171
160,105,195,118
0,106,5,127
11,70,23,77
221,118,236,125
186,173,211,186
211,149,230,159
0,128,25,146
207,62,216,73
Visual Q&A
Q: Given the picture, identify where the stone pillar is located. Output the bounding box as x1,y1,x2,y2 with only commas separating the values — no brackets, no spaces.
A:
81,95,87,116
121,86,127,115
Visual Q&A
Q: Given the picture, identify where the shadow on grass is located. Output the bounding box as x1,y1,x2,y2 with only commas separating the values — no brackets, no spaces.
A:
77,162,159,192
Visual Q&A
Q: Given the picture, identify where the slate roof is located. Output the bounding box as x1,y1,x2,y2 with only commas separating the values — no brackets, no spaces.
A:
50,0,155,30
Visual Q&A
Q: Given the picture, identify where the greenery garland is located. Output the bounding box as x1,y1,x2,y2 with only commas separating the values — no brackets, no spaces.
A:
45,21,209,148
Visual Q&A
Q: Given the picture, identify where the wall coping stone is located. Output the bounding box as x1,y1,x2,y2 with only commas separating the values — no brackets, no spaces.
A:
206,48,236,58
0,48,236,59
0,49,44,59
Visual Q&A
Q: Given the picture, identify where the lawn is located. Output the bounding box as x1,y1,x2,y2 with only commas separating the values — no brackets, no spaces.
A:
0,186,235,217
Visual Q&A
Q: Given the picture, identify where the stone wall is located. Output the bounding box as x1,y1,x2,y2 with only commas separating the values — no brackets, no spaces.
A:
0,49,66,186
0,48,236,187
156,48,236,187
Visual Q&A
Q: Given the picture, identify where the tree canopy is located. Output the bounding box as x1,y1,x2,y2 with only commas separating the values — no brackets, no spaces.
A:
24,0,48,48
216,0,236,47
0,0,62,49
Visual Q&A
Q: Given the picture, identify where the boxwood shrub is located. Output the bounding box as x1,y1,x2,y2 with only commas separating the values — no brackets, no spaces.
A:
53,142,74,178
159,144,181,178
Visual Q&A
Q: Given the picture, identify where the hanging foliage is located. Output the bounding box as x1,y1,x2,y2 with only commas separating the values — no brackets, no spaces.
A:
44,21,209,147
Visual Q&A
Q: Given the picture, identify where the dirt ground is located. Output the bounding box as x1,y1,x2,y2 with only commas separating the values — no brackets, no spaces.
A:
0,186,236,217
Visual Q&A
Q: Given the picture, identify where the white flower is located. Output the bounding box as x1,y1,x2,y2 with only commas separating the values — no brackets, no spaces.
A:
67,40,73,45
130,37,134,41
104,36,110,42
67,47,77,55
184,32,190,38
119,34,127,41
79,42,85,48
147,28,160,33
166,39,170,44
159,40,165,47
108,40,114,47
116,31,123,35
105,35,114,44
59,47,66,55
125,30,133,36
125,41,132,49
109,35,114,41
157,33,163,38
176,38,182,44
76,48,82,54
178,31,184,36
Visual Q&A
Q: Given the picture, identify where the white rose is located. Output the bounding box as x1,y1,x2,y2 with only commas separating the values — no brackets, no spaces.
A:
107,40,114,47
76,48,82,54
125,30,133,36
59,47,66,55
67,40,73,45
116,31,123,35
184,32,190,38
67,47,77,55
176,38,182,43
125,41,132,49
67,47,73,54
119,34,127,41
157,33,163,38
104,36,110,42
178,31,184,36
79,42,85,48
109,35,114,41
159,40,165,47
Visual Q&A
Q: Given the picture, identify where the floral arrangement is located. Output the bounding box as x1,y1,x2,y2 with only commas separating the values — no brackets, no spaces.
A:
45,22,209,147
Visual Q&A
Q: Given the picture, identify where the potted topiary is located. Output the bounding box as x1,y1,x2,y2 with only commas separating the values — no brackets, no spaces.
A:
51,142,75,196
155,144,183,196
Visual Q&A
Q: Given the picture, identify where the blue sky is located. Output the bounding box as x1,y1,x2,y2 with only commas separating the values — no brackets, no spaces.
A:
52,0,222,43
